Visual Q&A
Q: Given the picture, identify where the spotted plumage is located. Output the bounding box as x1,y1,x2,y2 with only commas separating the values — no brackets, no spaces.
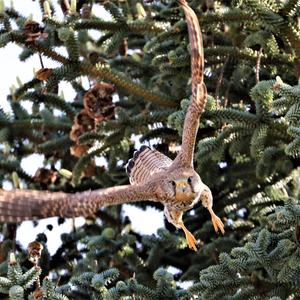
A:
0,0,224,251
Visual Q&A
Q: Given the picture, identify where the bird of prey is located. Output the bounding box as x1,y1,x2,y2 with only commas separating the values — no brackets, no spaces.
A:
0,0,224,251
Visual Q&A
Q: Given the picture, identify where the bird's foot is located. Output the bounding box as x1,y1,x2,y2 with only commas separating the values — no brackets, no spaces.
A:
208,208,225,235
179,222,198,251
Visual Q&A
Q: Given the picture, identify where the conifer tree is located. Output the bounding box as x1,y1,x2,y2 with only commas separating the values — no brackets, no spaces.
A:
0,0,299,299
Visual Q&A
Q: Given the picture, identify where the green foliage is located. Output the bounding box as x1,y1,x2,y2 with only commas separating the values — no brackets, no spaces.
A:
21,92,75,120
32,277,69,300
0,255,41,299
191,200,300,299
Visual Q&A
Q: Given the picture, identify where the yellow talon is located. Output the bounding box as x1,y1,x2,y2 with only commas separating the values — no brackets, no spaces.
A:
179,221,198,251
208,207,225,235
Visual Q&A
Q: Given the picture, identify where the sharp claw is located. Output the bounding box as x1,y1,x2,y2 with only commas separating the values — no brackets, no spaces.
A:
212,217,218,232
186,231,197,251
209,208,225,235
179,222,198,251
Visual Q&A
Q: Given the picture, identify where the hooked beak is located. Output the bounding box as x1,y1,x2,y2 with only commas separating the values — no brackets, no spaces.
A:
175,180,193,194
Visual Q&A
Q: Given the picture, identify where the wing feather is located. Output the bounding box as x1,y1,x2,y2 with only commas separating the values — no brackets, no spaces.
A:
126,146,172,185
173,0,207,167
0,184,156,223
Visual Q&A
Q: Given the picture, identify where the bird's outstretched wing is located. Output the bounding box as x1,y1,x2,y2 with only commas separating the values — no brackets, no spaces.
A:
174,0,207,167
0,184,156,223
126,145,172,185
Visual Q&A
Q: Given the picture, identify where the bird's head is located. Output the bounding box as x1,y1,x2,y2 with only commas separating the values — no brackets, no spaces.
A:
165,168,204,203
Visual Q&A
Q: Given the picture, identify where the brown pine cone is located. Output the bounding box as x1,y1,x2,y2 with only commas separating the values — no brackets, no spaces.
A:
83,82,116,121
70,144,89,157
34,168,58,185
27,241,43,265
75,109,95,132
36,68,53,81
23,20,48,42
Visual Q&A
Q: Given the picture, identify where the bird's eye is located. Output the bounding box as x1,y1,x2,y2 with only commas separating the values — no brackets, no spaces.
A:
170,180,176,187
187,177,192,184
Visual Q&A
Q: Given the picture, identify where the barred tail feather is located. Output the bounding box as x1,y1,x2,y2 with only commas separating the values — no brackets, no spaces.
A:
126,146,172,185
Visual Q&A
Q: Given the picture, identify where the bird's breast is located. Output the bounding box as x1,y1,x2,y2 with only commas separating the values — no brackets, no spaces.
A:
166,193,198,211
176,190,194,202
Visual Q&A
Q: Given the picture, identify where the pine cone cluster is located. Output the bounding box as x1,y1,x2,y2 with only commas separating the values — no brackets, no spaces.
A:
70,82,115,158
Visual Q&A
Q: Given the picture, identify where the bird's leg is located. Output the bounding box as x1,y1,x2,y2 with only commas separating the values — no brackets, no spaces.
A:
178,221,198,251
208,207,225,235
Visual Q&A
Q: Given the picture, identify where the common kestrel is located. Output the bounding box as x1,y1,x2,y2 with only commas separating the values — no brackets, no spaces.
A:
0,0,224,251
